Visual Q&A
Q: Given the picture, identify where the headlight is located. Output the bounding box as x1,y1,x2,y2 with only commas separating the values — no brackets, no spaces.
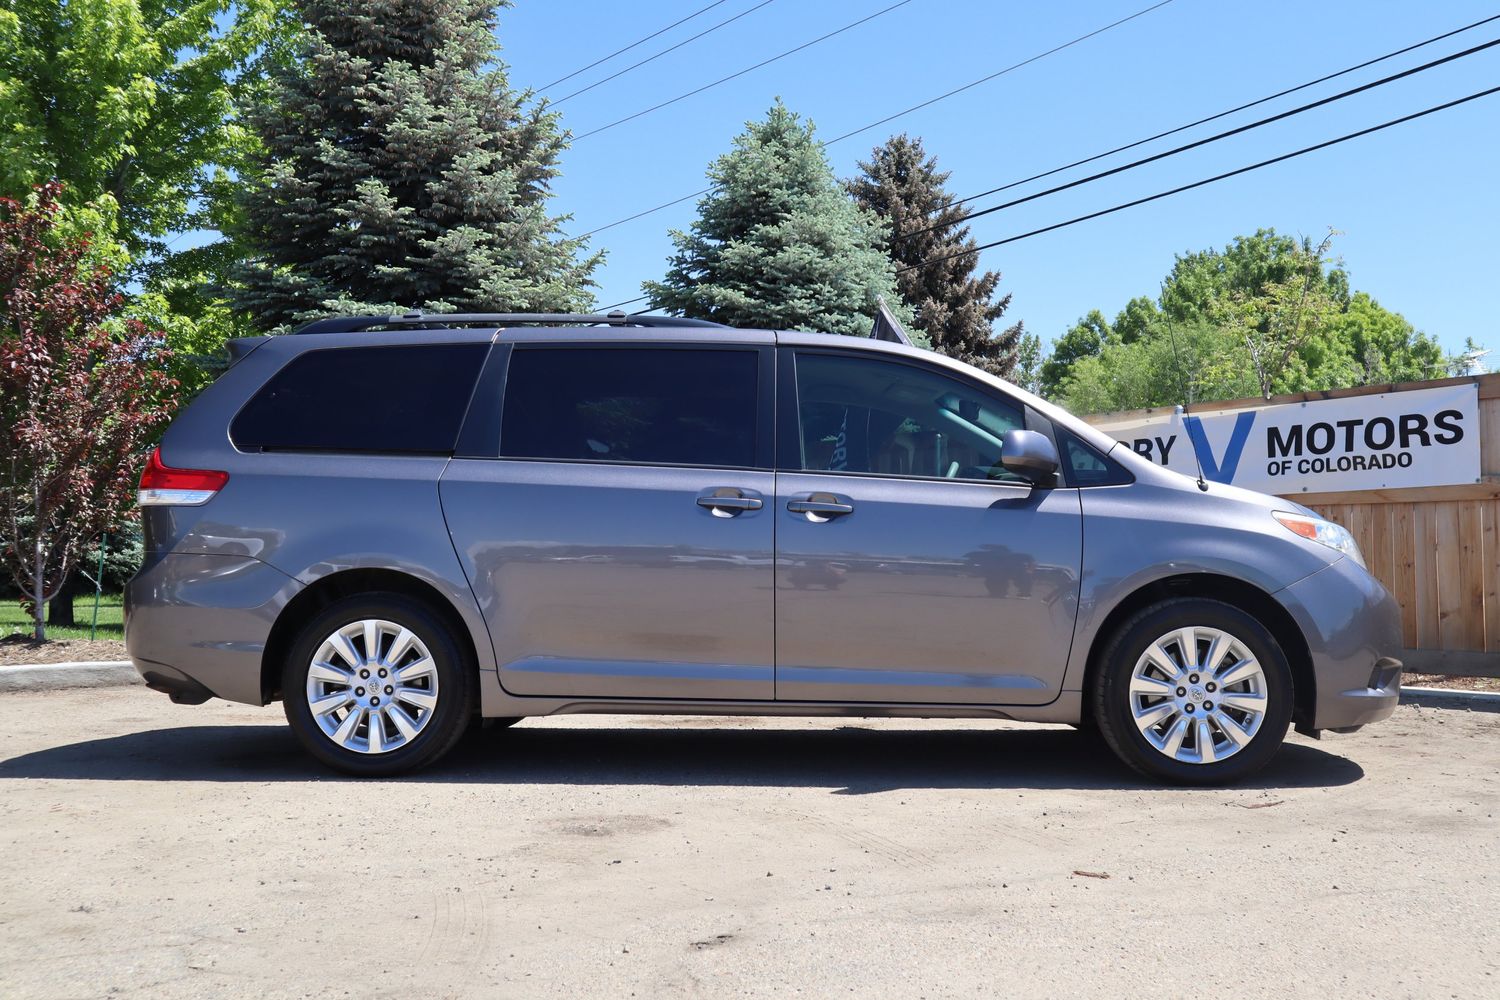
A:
1274,511,1365,568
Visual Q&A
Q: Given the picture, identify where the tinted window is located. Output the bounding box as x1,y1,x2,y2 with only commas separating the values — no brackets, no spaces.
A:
793,352,1025,482
501,348,759,467
232,344,488,453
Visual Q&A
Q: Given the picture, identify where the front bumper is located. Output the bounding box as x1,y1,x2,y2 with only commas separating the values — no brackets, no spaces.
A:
124,551,301,706
1278,556,1403,731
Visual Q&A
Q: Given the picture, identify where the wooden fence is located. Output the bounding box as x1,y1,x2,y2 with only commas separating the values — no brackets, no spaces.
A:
1084,373,1500,678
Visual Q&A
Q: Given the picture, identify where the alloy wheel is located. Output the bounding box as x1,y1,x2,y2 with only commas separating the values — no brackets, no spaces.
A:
304,619,440,754
1128,626,1268,764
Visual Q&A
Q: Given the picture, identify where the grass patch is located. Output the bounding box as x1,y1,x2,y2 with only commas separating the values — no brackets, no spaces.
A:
0,593,124,641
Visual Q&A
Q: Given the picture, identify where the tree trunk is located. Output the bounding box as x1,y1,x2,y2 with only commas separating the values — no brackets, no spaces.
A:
47,589,76,628
33,491,45,641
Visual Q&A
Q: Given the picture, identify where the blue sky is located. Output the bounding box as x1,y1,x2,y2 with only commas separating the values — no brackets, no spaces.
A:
499,0,1499,357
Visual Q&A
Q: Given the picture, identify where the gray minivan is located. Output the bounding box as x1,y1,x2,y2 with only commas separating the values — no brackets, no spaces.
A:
125,312,1402,783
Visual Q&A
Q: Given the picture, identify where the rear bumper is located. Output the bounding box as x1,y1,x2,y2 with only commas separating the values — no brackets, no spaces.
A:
124,552,301,706
1278,557,1403,730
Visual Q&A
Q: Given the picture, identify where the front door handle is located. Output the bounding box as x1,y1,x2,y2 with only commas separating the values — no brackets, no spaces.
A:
697,488,763,517
787,493,854,519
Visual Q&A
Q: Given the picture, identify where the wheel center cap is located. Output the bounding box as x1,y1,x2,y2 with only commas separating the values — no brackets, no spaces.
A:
1191,687,1205,701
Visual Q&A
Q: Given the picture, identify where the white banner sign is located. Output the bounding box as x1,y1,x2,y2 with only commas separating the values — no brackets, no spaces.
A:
1090,383,1481,495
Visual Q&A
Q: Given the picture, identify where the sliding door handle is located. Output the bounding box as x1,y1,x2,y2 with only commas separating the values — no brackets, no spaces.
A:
697,488,763,516
787,494,854,519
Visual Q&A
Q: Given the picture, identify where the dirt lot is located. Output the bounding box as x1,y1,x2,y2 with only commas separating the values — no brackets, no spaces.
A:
1,688,1496,999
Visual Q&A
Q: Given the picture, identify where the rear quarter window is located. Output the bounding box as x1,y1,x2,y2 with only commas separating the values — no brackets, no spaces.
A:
231,343,488,453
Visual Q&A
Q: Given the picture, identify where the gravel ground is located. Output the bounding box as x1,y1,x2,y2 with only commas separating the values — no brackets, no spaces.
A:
0,638,128,666
1404,672,1500,692
1,688,1497,999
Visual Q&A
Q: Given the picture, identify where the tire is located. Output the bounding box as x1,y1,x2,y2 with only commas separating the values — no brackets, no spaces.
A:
1092,598,1293,786
282,593,475,776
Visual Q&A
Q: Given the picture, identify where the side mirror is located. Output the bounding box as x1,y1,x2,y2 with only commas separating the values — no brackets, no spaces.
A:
1000,429,1059,484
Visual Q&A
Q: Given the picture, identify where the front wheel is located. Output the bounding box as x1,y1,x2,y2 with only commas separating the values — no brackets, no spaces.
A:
282,593,475,776
1092,598,1293,785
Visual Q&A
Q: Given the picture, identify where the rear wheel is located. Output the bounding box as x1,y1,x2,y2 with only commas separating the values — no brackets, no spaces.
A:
282,593,474,776
1092,598,1293,785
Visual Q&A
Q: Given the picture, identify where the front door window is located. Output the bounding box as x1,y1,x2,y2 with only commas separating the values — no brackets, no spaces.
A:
792,352,1026,482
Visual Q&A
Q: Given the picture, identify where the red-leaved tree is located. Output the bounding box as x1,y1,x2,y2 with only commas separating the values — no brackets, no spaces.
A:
1,183,180,640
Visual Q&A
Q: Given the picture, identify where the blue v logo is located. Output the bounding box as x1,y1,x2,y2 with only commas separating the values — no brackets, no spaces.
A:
1182,412,1255,484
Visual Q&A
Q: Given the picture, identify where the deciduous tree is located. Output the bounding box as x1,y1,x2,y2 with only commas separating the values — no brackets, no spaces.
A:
0,0,287,264
0,0,292,373
1044,229,1444,410
1012,332,1045,396
0,184,178,640
1041,310,1111,398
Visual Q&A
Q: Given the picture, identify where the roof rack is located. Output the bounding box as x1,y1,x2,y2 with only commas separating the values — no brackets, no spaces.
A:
291,310,727,335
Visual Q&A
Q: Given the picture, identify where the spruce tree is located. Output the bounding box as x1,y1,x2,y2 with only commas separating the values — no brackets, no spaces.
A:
645,101,909,338
848,134,1022,377
231,0,598,330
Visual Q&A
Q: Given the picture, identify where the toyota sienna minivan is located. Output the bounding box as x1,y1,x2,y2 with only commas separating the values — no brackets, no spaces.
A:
124,311,1403,783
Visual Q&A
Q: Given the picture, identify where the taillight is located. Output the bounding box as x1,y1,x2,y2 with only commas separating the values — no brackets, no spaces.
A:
137,447,229,507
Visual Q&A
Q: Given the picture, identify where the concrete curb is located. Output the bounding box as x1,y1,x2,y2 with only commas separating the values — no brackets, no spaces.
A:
0,660,139,693
1400,685,1500,708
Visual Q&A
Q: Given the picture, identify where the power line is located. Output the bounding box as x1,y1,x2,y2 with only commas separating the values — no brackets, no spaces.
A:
538,1,734,92
914,11,1500,225
581,190,711,239
586,14,1500,242
552,1,778,106
574,0,1180,237
571,0,919,142
821,0,1177,146
612,74,1499,317
895,34,1500,243
898,85,1500,276
597,21,1499,319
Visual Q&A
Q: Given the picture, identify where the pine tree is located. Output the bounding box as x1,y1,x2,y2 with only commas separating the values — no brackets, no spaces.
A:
644,101,909,338
231,0,598,330
848,134,1022,377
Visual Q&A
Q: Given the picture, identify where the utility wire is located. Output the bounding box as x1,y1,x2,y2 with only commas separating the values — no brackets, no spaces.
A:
552,1,778,106
571,0,919,142
895,34,1500,242
822,0,1177,145
596,19,1500,317
913,11,1500,226
574,0,1179,236
538,1,734,92
898,85,1500,275
581,190,710,240
590,15,1500,242
611,75,1500,315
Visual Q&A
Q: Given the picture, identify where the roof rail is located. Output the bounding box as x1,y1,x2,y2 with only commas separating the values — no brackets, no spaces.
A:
290,310,728,335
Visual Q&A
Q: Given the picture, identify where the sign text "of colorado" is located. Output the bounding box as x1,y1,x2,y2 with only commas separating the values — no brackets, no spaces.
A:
1090,383,1480,495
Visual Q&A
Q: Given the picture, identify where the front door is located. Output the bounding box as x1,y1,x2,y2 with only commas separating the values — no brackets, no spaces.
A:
774,348,1082,705
440,342,776,700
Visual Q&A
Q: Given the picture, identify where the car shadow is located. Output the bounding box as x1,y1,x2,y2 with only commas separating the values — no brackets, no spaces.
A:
0,722,1365,792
